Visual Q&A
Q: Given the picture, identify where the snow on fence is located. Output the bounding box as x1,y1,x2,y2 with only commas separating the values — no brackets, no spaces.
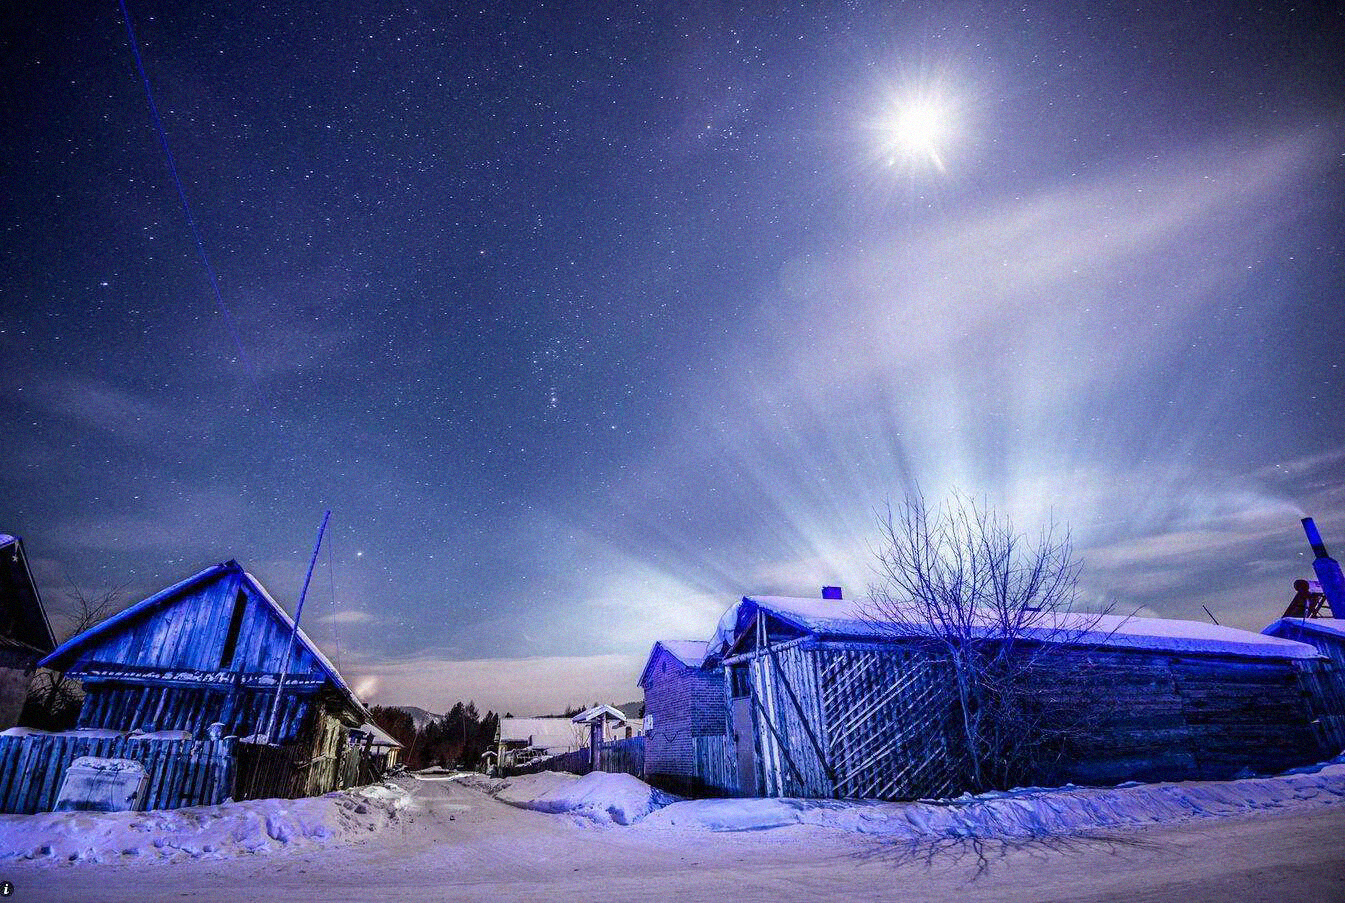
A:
0,733,234,814
513,736,646,779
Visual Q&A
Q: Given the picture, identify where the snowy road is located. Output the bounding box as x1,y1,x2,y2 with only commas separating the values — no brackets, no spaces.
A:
11,773,1345,903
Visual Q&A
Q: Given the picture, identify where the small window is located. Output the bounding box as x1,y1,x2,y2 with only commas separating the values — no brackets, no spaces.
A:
219,590,248,669
729,664,751,699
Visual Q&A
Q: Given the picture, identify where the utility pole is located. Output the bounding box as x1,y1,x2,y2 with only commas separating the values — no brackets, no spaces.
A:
263,510,331,743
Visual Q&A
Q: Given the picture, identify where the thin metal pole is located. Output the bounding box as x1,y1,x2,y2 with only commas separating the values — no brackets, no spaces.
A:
264,510,331,743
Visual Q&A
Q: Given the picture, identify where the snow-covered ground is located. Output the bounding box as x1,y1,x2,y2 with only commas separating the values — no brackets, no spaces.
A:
0,780,410,865
7,764,1345,902
477,760,1345,837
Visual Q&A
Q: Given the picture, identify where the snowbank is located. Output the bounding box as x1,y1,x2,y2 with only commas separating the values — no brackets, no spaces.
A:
644,763,1345,837
489,771,678,825
0,781,411,866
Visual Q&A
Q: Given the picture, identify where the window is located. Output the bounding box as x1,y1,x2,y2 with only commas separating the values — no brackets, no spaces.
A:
219,590,248,669
729,664,751,699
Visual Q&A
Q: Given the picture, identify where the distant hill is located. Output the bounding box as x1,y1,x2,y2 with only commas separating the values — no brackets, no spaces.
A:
393,705,443,730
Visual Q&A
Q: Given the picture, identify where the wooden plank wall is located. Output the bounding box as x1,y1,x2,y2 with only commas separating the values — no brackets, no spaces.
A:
78,683,314,744
72,573,328,682
740,640,1340,802
0,734,235,814
234,741,312,800
691,734,737,795
1295,660,1345,755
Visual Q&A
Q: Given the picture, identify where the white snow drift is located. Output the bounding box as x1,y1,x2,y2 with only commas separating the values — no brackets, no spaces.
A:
481,760,1345,837
0,780,411,865
483,770,677,825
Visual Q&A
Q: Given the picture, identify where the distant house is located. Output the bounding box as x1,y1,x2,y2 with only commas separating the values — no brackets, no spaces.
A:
354,720,404,771
493,716,587,771
638,640,726,793
39,559,368,794
711,594,1343,801
0,535,56,729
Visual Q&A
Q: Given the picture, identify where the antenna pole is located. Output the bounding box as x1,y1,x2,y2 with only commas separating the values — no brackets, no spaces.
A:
264,510,331,743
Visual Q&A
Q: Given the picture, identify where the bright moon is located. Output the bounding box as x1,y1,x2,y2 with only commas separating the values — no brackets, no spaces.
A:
878,94,955,173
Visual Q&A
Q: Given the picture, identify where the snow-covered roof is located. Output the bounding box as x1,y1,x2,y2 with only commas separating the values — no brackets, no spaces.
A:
497,717,586,752
40,560,367,719
571,704,627,725
1264,617,1345,642
638,639,711,687
714,595,1322,661
357,722,403,748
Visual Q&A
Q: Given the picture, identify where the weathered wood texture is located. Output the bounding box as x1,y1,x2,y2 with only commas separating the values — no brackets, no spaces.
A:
0,734,235,814
734,638,1341,802
69,572,329,684
641,646,727,781
691,734,737,795
77,682,316,743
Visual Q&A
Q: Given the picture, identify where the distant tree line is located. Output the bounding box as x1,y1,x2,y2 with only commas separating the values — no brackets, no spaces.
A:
368,702,499,771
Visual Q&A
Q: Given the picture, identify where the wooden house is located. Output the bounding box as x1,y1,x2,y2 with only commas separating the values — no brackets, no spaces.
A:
493,716,587,771
0,534,56,729
354,720,403,771
39,559,367,763
638,640,726,793
712,594,1341,802
1264,615,1345,668
1263,615,1345,747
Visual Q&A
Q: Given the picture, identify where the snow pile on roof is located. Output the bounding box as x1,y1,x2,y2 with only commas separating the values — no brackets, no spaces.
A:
1265,617,1345,641
715,596,1321,660
644,761,1345,836
660,640,709,668
492,771,678,825
571,704,628,725
0,781,411,866
357,722,402,748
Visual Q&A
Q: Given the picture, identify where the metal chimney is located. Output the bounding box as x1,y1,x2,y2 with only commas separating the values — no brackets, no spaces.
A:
1301,517,1345,619
822,586,842,600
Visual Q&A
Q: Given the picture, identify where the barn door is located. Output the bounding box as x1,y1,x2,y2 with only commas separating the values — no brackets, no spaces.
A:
731,696,756,795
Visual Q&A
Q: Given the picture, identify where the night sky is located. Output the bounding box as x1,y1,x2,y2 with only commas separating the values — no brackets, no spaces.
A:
3,2,1343,715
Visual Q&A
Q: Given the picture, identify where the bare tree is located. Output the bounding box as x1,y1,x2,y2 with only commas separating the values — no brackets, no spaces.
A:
22,583,125,730
866,491,1114,793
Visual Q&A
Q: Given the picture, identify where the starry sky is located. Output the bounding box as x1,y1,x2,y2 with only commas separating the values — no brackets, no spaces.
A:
2,1,1343,716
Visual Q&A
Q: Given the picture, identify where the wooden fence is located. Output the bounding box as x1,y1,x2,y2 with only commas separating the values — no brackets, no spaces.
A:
0,733,234,815
691,734,737,795
0,732,384,814
233,740,302,801
512,736,646,780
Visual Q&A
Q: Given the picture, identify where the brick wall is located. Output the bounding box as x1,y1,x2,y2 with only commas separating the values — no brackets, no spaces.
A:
642,648,726,779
